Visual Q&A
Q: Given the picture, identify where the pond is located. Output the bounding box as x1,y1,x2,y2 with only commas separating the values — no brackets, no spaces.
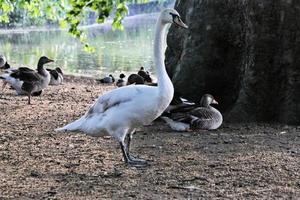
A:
0,13,160,78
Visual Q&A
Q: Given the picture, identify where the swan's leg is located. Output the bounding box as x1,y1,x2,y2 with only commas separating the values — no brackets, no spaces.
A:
126,129,148,163
119,141,148,167
126,129,135,154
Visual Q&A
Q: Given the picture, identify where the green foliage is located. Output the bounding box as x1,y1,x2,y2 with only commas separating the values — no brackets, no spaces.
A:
0,0,174,51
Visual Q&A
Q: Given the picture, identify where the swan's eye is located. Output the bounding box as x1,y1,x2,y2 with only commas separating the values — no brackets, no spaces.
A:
169,12,179,20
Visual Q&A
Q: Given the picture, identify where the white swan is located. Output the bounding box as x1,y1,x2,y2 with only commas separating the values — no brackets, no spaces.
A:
55,8,188,167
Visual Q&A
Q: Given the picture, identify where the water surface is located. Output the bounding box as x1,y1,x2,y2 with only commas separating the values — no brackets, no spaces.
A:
0,13,159,78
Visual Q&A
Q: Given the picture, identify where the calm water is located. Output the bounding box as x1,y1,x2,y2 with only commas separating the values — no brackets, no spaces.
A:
0,13,159,78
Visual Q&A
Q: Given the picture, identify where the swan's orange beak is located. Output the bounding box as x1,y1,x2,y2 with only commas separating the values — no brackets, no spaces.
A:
174,16,188,29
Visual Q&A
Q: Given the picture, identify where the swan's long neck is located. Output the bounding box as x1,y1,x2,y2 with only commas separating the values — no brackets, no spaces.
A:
154,18,174,97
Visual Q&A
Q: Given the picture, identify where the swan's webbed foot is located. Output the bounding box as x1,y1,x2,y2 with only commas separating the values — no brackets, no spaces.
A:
128,154,149,166
127,155,149,167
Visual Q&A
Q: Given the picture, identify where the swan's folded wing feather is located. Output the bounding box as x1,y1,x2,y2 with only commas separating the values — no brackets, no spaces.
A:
86,85,149,116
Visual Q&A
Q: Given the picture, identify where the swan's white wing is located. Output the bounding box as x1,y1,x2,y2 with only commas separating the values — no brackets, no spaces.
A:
87,85,154,115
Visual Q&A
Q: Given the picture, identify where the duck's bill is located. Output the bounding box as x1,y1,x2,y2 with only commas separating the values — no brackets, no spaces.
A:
212,99,219,104
173,17,188,29
47,58,54,63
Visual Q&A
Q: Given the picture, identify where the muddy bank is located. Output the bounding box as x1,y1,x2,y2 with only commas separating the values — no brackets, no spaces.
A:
0,76,299,199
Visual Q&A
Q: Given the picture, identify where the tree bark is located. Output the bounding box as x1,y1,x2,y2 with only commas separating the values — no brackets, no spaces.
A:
166,0,300,124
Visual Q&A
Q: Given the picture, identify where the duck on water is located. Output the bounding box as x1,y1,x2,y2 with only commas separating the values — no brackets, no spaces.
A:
56,9,188,167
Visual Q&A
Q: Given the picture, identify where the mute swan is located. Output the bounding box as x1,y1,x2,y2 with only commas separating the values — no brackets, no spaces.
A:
0,56,53,104
47,67,64,85
56,8,188,167
162,94,223,131
116,73,126,87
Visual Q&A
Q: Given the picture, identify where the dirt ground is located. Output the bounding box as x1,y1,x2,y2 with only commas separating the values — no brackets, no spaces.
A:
0,75,299,199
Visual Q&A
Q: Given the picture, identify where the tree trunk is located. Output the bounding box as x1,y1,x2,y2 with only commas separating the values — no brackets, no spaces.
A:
166,0,300,124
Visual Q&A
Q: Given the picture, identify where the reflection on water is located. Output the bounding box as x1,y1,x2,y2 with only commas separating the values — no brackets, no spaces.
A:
0,13,158,77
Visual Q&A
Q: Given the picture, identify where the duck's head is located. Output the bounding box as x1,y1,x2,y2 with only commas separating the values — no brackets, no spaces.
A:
38,56,54,66
55,67,63,75
160,8,188,29
2,62,10,69
119,73,126,79
200,94,218,107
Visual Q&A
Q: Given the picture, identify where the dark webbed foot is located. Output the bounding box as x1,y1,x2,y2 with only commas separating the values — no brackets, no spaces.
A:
127,157,149,167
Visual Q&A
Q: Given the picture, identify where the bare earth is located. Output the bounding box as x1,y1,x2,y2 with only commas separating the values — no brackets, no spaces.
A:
0,75,299,199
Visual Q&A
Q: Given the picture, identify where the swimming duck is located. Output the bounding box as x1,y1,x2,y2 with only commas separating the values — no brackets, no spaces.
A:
127,74,145,85
56,9,188,167
116,73,126,87
0,56,54,104
138,67,153,83
161,94,223,131
47,67,64,85
97,74,115,84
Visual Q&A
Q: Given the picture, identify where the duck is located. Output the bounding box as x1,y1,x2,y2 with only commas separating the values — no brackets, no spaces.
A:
161,94,223,131
97,74,115,84
47,67,64,85
127,73,145,85
163,91,196,114
116,73,126,87
0,55,7,69
0,62,43,96
0,56,54,104
56,8,188,167
138,67,153,83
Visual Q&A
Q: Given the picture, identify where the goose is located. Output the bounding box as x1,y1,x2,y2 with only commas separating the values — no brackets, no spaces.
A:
163,91,196,114
47,67,64,85
0,56,54,104
138,67,152,83
97,74,115,84
1,65,43,97
55,8,188,167
127,73,145,85
161,94,223,131
116,73,126,87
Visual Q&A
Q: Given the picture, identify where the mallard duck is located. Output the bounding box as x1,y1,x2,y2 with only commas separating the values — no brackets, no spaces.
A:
47,67,63,85
127,74,145,85
0,56,54,104
56,9,188,167
97,74,115,84
138,67,152,83
116,73,126,87
161,94,223,131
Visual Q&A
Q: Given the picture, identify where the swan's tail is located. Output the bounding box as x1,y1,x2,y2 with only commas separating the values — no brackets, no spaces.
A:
160,116,190,132
55,116,85,132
